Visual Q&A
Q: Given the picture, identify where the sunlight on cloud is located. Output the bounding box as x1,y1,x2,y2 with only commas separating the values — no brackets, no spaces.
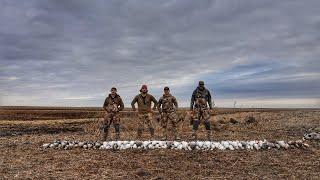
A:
0,76,19,81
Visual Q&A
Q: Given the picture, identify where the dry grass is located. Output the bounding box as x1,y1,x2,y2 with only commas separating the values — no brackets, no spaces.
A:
0,107,319,179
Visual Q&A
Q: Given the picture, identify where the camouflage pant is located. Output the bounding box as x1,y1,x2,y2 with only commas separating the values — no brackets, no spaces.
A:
104,112,120,125
138,113,154,130
137,112,155,138
101,112,121,140
161,111,179,139
192,108,211,130
161,111,178,128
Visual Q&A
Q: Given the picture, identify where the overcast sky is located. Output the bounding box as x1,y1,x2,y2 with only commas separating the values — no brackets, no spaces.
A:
1,0,319,108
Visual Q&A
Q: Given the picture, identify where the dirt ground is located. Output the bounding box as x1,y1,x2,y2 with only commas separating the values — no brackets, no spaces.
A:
0,107,319,179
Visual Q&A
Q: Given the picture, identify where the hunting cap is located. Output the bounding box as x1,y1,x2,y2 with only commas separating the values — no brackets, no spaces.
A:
111,87,117,91
199,81,205,85
141,84,148,90
164,86,170,91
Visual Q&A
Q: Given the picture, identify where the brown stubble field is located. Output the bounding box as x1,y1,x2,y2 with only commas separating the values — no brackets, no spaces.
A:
0,107,319,179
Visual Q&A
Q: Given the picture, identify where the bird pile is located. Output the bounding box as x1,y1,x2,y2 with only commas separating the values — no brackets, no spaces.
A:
42,140,309,151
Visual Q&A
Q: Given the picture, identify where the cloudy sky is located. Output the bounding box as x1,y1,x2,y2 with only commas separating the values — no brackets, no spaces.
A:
1,0,319,108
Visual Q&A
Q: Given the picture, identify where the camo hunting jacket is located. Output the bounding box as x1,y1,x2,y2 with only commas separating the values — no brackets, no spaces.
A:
157,94,178,113
103,94,124,113
190,87,212,109
131,93,157,113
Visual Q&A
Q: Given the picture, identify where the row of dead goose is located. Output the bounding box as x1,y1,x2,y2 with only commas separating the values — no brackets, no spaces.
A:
42,139,309,150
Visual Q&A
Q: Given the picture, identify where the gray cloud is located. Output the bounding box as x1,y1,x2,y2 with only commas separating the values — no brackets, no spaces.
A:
0,0,319,107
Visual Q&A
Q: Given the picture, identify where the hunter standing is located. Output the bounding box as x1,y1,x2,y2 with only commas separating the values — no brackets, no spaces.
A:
157,87,180,140
190,81,214,140
131,85,157,139
102,87,124,141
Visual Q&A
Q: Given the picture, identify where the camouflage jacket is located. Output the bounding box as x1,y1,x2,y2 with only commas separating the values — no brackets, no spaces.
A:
190,87,213,109
103,94,124,113
131,93,157,113
157,94,178,113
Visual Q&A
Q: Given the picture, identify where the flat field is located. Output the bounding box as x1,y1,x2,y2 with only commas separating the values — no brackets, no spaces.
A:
0,107,319,179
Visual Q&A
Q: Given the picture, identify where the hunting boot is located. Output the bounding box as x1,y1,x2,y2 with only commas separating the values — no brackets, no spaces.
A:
114,124,120,140
192,120,199,140
115,132,120,140
191,130,198,140
162,128,168,141
204,120,211,141
101,128,109,141
136,128,143,139
149,128,155,140
173,128,180,140
206,130,212,141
